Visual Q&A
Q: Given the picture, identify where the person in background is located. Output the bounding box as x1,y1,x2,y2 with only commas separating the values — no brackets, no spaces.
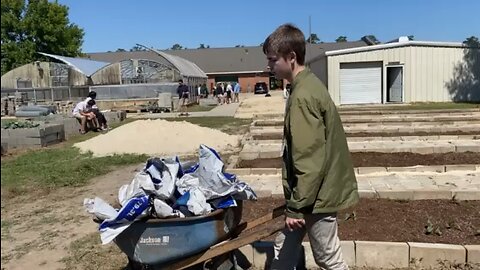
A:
202,83,209,99
73,98,98,134
197,84,202,104
226,83,233,104
263,23,358,270
176,79,188,112
177,80,190,116
233,82,241,103
215,83,224,105
86,91,108,131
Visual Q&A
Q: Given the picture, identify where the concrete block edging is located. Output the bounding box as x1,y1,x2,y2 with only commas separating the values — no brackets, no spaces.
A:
238,241,478,269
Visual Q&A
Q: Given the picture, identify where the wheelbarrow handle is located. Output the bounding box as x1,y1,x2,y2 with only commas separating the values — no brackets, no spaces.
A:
232,203,286,236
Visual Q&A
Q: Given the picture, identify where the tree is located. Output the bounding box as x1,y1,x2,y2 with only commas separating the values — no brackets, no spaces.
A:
235,45,245,48
1,0,84,75
336,36,348,42
130,44,146,51
306,33,320,44
116,48,126,52
408,35,415,41
198,43,206,49
446,36,480,101
170,43,183,50
363,35,381,44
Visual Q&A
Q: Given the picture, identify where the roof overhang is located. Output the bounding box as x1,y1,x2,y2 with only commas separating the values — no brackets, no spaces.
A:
326,41,466,56
38,52,110,76
206,70,268,75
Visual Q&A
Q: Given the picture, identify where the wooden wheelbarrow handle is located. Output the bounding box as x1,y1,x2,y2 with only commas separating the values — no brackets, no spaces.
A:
164,204,286,270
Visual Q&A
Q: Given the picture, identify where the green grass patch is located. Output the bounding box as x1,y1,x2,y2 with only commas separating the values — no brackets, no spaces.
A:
390,102,480,110
164,116,252,135
61,233,127,270
1,146,146,195
339,102,480,111
186,104,215,112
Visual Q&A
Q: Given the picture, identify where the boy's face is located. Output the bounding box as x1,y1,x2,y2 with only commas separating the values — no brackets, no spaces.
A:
266,52,292,81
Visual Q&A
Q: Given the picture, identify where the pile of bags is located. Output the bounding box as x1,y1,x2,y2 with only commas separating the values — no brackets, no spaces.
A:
84,144,256,244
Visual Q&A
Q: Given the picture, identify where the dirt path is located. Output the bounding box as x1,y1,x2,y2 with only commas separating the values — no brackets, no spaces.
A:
1,163,144,270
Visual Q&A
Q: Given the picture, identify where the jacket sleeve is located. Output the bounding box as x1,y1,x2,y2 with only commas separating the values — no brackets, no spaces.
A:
285,97,327,219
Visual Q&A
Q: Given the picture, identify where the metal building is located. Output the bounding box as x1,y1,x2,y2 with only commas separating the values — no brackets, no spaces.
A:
1,50,207,104
326,38,480,105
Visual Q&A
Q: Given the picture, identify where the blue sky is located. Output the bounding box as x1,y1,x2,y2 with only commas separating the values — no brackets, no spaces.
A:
57,0,480,53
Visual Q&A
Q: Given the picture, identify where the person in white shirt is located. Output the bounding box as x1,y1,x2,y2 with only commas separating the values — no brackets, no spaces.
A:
197,85,202,104
72,98,98,134
226,83,233,104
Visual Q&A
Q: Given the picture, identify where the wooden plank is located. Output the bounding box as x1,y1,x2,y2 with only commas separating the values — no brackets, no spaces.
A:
165,221,285,270
232,204,285,236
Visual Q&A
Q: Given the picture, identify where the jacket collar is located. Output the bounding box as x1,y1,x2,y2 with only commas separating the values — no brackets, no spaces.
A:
291,68,310,94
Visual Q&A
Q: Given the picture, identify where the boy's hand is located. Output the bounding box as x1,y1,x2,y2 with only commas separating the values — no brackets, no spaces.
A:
285,217,305,231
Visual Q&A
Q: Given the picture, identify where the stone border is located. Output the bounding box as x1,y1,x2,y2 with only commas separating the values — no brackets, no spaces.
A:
228,164,480,176
236,241,479,269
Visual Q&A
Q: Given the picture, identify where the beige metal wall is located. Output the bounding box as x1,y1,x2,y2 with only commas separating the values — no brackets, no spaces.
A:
327,45,468,104
90,63,122,85
1,62,88,89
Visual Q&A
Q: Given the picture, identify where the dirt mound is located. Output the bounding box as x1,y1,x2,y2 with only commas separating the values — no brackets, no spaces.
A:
74,119,240,157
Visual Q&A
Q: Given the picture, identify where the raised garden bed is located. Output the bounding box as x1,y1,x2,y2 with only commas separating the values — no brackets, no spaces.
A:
237,152,480,168
253,131,480,140
241,197,480,245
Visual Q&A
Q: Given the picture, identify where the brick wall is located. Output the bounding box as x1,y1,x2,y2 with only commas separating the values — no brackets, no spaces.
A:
207,72,270,93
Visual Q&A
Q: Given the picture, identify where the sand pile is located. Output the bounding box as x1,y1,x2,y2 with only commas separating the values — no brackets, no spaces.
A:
235,91,286,118
74,119,240,157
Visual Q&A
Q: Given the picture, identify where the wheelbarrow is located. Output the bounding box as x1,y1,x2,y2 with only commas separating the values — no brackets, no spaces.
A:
104,202,286,270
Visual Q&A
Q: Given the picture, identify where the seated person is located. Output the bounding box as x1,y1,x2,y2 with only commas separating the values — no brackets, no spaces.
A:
85,91,108,130
72,98,99,134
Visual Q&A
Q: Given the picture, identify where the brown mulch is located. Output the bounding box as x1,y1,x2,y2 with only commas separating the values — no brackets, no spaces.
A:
240,197,480,245
238,152,480,168
253,131,480,140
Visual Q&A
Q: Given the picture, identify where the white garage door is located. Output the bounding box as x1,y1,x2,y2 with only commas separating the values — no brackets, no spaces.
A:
340,62,382,104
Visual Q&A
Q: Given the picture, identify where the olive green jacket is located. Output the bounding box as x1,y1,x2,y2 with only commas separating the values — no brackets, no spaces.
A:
282,68,359,219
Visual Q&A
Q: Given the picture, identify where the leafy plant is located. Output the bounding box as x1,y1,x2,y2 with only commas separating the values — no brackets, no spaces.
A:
2,121,40,129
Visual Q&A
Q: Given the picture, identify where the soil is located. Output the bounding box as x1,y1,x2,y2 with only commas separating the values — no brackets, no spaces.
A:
241,197,480,245
253,131,480,140
238,152,480,168
2,164,478,270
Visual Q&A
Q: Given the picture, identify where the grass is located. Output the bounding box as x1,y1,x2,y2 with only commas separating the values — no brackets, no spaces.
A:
1,118,147,198
60,233,127,270
339,102,480,111
1,147,147,196
164,116,252,135
186,104,215,112
0,116,248,199
389,102,480,110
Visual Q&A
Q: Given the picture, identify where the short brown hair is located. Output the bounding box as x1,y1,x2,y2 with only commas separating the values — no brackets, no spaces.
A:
262,24,306,65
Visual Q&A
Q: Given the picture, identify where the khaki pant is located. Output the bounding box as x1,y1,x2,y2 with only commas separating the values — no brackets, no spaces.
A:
271,213,348,270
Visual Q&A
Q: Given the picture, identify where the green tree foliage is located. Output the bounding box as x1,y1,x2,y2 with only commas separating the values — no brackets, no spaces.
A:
364,35,380,44
1,0,84,75
170,43,183,50
335,36,348,42
130,44,146,51
306,33,320,44
446,36,480,101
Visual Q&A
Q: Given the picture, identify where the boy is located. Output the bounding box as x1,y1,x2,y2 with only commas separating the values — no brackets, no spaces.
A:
73,98,99,134
263,24,359,270
176,79,190,116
